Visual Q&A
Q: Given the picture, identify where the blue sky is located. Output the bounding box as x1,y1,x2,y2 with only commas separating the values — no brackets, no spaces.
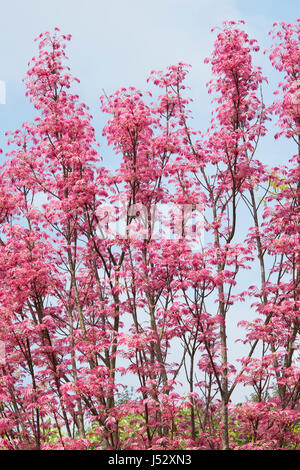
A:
0,0,299,402
0,0,299,164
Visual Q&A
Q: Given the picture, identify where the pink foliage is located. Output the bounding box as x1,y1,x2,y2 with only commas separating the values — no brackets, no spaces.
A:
0,22,299,450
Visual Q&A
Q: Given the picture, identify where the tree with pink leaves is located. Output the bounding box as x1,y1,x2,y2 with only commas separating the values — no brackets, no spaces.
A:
0,21,298,451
